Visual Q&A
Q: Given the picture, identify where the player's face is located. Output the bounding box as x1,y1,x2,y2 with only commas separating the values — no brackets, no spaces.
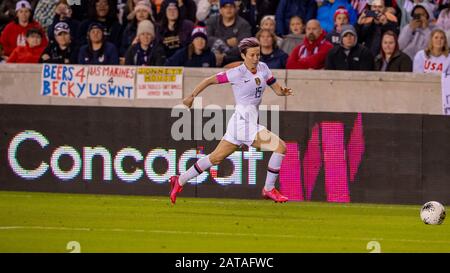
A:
242,47,260,70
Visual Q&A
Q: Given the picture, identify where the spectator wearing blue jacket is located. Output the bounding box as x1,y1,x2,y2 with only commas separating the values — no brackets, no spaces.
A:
78,22,119,64
317,0,357,33
275,0,318,36
165,24,216,67
257,29,288,69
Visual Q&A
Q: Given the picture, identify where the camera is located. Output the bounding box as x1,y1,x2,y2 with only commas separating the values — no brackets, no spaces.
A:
412,14,422,20
365,10,379,18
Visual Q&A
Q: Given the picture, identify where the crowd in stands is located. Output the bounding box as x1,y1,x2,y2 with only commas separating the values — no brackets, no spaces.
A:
1,0,450,75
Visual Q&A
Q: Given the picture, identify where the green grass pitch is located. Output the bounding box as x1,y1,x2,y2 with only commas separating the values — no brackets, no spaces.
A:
0,190,449,253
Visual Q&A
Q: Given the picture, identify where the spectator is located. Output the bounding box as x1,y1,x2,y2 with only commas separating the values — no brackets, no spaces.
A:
325,24,375,70
374,30,413,71
125,19,166,65
196,0,220,22
259,15,283,47
317,0,357,33
40,22,78,64
413,28,450,74
398,4,436,59
177,0,198,23
33,0,59,32
256,28,288,69
0,44,6,63
401,0,437,29
157,0,194,59
357,0,399,56
0,0,48,57
206,0,252,66
151,0,165,23
78,0,122,50
8,28,45,63
78,22,119,64
47,0,80,46
0,1,18,31
165,24,216,67
275,0,318,36
326,6,350,46
280,15,304,55
238,0,280,35
68,0,89,22
121,0,154,56
437,2,450,31
286,19,333,69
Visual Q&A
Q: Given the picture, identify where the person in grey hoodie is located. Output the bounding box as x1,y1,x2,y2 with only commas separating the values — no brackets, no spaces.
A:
205,0,252,66
398,3,436,60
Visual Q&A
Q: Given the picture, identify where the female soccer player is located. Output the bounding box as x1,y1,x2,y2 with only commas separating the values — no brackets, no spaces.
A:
169,37,294,204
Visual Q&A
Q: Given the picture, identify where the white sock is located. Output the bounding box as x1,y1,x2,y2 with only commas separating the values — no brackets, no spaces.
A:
179,155,213,186
264,152,285,191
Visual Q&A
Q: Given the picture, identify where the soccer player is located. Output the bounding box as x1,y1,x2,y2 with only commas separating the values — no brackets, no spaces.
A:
169,37,294,204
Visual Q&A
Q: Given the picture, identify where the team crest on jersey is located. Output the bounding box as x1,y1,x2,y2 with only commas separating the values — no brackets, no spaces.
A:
255,77,261,86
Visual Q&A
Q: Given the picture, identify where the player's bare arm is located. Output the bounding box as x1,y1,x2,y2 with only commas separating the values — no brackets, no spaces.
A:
182,75,219,108
270,82,293,96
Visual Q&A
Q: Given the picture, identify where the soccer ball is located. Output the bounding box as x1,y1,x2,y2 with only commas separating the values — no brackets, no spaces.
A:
420,201,446,225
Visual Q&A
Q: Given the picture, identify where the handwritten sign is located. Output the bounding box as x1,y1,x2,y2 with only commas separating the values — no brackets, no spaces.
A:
41,64,88,98
442,71,450,115
136,67,183,99
87,66,135,99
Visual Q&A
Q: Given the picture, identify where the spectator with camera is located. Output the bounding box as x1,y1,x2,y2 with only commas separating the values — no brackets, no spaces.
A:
206,0,252,66
40,21,78,64
398,3,436,60
325,24,375,71
356,0,399,56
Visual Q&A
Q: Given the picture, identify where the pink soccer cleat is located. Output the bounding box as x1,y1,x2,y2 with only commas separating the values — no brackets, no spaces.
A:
262,188,288,203
169,176,183,204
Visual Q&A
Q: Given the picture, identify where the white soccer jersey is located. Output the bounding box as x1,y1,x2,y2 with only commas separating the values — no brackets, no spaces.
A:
216,62,276,146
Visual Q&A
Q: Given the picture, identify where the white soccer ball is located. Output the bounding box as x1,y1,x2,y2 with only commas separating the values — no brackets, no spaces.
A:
420,201,446,225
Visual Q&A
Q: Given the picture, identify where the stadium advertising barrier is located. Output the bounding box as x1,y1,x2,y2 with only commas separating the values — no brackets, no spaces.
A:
0,104,449,205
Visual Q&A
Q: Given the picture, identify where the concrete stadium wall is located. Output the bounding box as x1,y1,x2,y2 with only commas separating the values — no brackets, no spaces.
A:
0,64,442,115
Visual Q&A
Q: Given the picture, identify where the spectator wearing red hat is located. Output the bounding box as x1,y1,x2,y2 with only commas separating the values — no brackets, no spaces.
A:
165,24,216,67
317,0,357,34
7,28,45,63
0,0,48,57
326,6,350,46
286,19,333,69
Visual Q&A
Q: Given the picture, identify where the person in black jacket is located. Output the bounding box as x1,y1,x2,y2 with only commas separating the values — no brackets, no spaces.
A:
40,21,78,64
374,30,412,72
124,19,166,65
325,24,374,71
165,24,216,67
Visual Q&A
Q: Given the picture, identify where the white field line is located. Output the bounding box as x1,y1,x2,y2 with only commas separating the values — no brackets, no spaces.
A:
0,192,420,210
0,225,449,245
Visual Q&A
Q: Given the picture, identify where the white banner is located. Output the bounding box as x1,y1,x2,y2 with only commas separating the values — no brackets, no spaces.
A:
136,67,183,99
442,71,450,115
41,64,88,98
87,66,135,99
